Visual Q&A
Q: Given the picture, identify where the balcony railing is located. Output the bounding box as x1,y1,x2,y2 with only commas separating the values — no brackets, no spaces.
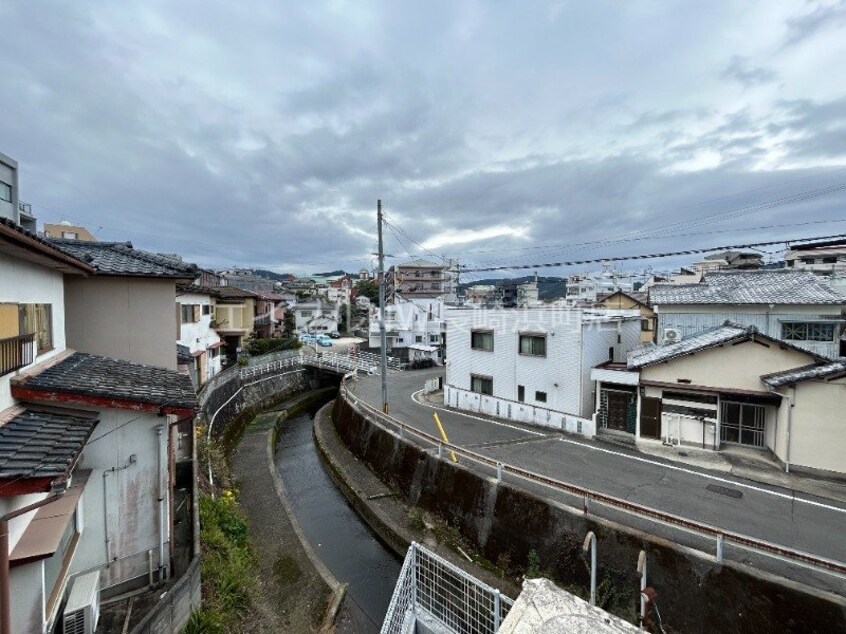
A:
0,333,36,376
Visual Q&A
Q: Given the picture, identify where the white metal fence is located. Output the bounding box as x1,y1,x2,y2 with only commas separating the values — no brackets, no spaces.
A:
238,350,401,380
382,543,513,634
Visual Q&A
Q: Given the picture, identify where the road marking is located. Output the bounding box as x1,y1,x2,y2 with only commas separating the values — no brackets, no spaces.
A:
411,389,545,437
409,389,846,515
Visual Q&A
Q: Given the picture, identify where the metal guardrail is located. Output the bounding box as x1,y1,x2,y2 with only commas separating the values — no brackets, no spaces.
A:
238,351,388,379
382,542,512,634
340,377,846,584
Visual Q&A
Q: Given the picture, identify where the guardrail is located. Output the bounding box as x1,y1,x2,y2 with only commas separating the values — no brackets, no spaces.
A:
238,351,386,379
340,377,846,585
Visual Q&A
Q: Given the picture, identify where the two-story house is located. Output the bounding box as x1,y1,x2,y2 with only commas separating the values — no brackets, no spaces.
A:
212,286,259,364
648,270,846,358
444,307,641,434
1,218,196,634
368,299,446,363
176,283,223,386
294,300,340,334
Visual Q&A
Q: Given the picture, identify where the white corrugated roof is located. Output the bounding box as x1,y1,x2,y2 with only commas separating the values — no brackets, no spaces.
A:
649,270,846,305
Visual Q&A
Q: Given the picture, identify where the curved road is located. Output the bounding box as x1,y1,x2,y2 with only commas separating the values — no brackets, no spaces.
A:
350,368,846,596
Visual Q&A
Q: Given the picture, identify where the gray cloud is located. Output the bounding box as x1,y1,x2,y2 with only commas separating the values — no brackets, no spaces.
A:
784,1,846,47
0,2,844,277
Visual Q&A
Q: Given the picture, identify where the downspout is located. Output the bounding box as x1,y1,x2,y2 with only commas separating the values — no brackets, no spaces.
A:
0,480,68,634
156,425,167,581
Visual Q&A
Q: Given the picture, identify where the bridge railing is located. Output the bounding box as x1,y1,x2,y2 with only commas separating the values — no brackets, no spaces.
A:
339,376,846,593
239,350,400,380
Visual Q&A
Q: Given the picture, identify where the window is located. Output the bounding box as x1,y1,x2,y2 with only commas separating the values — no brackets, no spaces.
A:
415,335,423,343
471,330,494,351
61,231,78,239
517,385,525,402
19,304,52,353
823,257,837,264
535,391,547,403
519,334,546,356
781,322,835,342
181,304,199,324
641,319,652,332
0,181,11,203
429,335,440,343
202,304,211,316
471,374,493,395
300,310,313,318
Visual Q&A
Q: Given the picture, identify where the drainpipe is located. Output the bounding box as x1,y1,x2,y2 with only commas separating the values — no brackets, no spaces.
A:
785,388,795,474
0,479,68,634
156,425,168,581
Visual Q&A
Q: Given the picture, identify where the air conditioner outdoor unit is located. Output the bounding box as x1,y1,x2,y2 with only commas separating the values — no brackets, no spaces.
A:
63,570,100,634
663,328,682,343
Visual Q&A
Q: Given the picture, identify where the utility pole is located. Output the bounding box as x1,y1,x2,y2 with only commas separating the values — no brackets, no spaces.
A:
377,199,389,413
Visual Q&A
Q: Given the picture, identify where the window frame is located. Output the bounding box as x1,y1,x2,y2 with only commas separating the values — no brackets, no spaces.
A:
470,374,493,396
518,333,546,357
471,329,494,351
535,390,547,403
0,181,11,203
781,321,836,342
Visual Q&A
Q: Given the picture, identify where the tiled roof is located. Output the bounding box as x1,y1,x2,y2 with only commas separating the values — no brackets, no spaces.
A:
15,352,197,411
0,407,98,479
216,285,260,299
648,270,846,305
628,324,756,369
176,282,222,297
49,239,198,278
762,359,846,388
0,217,95,274
177,344,193,365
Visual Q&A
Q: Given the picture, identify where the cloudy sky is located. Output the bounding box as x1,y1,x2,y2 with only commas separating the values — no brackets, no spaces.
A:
2,1,846,279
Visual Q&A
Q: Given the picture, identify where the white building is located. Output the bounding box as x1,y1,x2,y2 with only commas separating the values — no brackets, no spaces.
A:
176,283,223,386
565,264,634,304
368,299,446,363
444,307,641,434
294,300,340,334
649,269,846,358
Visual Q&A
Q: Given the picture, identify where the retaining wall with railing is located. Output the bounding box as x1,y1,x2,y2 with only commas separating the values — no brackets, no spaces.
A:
334,379,846,634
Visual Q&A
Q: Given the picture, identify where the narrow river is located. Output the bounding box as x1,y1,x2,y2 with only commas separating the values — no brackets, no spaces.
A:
274,402,402,633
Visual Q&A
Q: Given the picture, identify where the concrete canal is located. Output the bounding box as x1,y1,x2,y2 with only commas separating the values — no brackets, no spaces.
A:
274,399,402,633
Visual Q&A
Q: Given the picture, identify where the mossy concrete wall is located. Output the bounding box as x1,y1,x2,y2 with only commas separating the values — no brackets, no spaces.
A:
332,395,846,634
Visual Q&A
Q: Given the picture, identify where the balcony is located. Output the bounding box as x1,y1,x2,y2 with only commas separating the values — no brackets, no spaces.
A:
0,333,36,376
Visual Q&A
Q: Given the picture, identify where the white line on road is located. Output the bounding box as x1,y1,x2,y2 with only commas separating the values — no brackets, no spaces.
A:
410,389,546,437
410,389,846,515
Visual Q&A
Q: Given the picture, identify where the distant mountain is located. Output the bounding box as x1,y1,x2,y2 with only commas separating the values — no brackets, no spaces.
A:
459,276,567,301
311,269,348,277
252,269,295,282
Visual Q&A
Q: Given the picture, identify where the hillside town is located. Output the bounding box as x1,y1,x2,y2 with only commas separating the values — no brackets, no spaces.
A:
3,3,846,634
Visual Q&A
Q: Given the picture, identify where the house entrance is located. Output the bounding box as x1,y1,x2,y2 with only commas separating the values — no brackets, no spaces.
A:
720,401,766,448
640,396,662,439
599,387,636,434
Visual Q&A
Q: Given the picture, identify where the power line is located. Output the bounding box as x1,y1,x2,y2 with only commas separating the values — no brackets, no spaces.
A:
459,232,846,273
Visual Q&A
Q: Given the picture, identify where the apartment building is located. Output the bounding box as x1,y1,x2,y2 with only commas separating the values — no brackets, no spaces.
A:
368,299,445,363
387,259,456,301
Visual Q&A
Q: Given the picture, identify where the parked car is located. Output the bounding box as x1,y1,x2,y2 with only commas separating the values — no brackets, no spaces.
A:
299,333,317,344
316,334,333,347
328,332,342,339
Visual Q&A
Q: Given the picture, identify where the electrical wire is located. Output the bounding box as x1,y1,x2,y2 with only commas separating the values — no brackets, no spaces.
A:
459,231,846,273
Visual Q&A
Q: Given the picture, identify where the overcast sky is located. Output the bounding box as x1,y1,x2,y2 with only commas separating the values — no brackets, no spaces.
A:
2,1,846,278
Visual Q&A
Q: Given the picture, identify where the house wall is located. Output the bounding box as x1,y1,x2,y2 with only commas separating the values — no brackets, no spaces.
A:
0,152,19,224
654,304,844,358
640,339,815,393
0,251,67,411
9,561,43,634
772,379,846,476
596,294,655,343
71,409,170,590
64,276,177,369
446,309,639,419
215,300,254,333
177,292,222,380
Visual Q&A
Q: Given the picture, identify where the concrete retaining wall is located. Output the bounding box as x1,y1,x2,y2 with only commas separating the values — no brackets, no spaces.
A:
332,395,846,634
128,558,201,634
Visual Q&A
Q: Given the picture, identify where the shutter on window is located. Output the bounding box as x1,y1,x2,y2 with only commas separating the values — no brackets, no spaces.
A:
0,304,20,339
176,303,182,338
193,304,201,322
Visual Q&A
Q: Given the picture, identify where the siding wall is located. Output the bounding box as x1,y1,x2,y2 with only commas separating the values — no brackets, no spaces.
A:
445,309,640,419
655,304,844,358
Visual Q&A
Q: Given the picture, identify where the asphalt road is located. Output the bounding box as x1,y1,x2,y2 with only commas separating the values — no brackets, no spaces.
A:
350,368,846,596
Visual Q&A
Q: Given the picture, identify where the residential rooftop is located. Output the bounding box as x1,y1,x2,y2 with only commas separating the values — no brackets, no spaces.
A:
215,285,260,299
13,351,197,413
648,269,846,305
0,406,98,480
762,359,846,388
50,239,198,278
0,217,95,275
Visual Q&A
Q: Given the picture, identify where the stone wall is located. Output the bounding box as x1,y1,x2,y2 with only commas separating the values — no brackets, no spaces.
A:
332,395,846,634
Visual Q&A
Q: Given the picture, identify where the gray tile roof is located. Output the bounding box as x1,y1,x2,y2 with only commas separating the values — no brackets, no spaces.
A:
762,359,846,388
49,239,198,278
628,323,755,369
17,352,197,411
0,407,98,479
648,270,846,305
216,285,260,299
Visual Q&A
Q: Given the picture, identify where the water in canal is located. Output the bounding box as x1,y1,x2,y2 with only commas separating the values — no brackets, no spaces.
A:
274,402,402,633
